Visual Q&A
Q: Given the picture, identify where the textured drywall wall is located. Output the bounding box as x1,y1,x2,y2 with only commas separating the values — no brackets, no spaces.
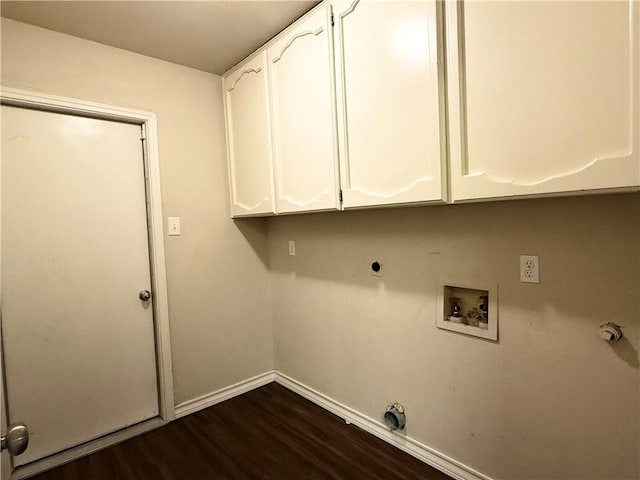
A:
268,193,640,480
1,18,274,405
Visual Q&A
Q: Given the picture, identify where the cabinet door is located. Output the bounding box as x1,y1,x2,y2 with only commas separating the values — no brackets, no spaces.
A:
268,5,339,213
334,0,446,208
447,0,640,201
223,52,275,217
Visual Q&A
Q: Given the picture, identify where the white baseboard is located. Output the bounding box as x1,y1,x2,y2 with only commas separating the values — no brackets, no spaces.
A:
275,372,492,480
174,370,276,419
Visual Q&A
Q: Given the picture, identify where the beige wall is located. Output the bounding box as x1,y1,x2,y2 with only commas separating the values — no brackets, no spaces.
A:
268,193,640,480
1,18,274,405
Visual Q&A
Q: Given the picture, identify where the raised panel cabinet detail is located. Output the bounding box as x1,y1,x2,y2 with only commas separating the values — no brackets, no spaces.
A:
334,0,447,208
446,0,640,201
224,52,275,217
268,5,340,213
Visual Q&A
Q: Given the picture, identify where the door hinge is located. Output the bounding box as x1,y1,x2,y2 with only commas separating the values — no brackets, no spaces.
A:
140,125,147,140
339,189,343,202
330,13,334,27
140,137,148,160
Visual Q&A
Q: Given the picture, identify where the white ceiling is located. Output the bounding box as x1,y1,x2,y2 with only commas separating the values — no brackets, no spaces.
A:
0,1,318,75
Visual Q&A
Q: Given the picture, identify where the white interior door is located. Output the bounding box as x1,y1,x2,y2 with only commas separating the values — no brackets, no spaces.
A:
1,105,159,467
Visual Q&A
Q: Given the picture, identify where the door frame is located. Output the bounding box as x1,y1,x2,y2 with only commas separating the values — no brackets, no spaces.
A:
0,86,175,479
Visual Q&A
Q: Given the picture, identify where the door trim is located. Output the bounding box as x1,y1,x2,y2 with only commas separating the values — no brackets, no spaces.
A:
0,86,175,477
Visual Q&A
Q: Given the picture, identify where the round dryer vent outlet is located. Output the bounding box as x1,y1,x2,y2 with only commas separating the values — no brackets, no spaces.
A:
384,402,406,431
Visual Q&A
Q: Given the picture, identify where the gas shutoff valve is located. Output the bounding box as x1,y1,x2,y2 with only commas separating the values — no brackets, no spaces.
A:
599,323,623,343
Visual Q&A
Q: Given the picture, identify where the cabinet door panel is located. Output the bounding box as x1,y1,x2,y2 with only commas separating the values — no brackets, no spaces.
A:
335,0,446,208
224,52,275,217
447,0,639,201
268,5,339,213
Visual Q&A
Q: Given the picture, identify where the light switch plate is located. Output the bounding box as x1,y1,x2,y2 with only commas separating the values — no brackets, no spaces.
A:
168,217,181,236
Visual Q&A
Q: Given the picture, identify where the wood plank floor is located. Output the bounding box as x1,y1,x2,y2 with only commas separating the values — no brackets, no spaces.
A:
29,382,453,479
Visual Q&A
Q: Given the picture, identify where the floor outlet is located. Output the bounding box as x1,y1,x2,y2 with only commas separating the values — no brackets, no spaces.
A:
520,255,539,283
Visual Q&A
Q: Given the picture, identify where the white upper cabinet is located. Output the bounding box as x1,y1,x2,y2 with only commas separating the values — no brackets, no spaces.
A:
267,5,340,214
446,0,640,201
223,0,639,217
223,52,275,217
334,0,447,208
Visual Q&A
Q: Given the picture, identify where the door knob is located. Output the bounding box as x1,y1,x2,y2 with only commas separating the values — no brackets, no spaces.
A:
1,423,29,456
139,290,151,301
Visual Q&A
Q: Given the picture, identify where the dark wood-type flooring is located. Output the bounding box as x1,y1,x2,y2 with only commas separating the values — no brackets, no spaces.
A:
30,382,453,479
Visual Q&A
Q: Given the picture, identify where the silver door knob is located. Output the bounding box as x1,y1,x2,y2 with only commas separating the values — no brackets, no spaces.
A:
1,423,29,456
139,290,151,301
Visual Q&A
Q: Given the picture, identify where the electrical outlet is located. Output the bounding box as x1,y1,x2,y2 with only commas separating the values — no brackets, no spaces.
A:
288,240,296,256
520,255,539,283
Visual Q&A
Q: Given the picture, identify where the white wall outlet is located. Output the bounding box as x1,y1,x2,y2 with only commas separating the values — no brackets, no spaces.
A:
288,240,296,256
520,255,539,283
168,217,181,236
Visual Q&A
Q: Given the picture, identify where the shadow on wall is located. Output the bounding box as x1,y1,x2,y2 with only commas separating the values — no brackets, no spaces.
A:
232,217,270,268
611,337,640,369
262,193,640,347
